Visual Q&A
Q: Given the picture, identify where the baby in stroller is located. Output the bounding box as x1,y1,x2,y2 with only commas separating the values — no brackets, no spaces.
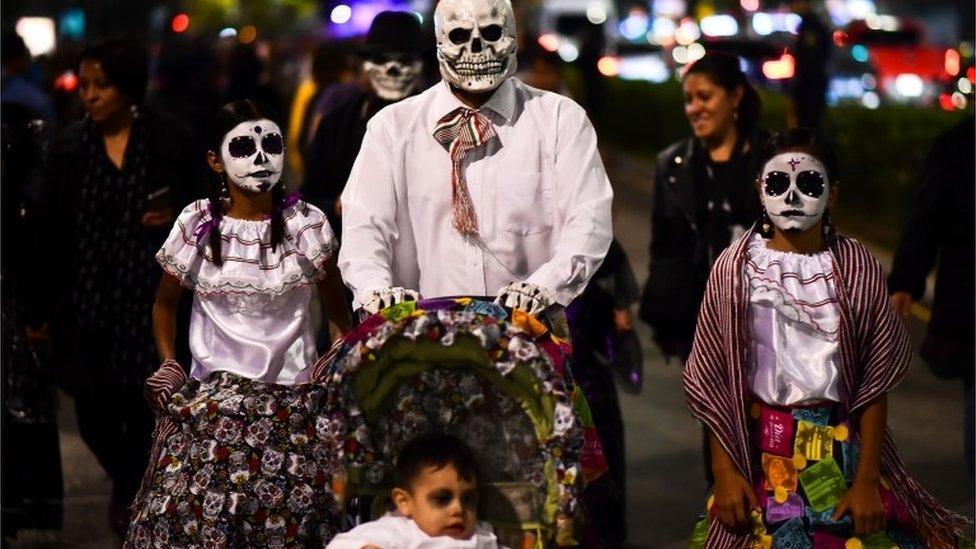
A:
327,432,503,548
319,297,606,547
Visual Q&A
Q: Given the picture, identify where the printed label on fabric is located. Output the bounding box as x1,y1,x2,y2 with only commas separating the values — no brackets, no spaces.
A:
766,491,805,523
758,407,795,456
771,517,812,549
799,457,847,512
840,440,860,482
381,301,417,321
804,506,851,534
811,531,847,548
690,517,708,548
792,407,831,426
795,420,834,461
860,532,897,549
464,299,508,320
762,453,799,492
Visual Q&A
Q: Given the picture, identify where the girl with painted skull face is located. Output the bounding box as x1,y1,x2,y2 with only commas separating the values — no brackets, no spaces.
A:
684,128,973,546
126,100,353,548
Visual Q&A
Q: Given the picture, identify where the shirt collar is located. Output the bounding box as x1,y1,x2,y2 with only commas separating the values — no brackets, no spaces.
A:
430,77,517,126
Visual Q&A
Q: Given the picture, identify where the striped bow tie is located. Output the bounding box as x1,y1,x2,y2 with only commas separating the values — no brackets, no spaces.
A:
433,107,498,238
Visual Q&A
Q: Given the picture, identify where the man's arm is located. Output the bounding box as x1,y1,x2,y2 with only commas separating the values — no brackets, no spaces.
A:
524,102,613,305
337,117,400,308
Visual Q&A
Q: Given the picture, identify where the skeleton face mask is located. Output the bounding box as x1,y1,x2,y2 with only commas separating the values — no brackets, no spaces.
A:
220,119,284,193
434,0,517,93
363,53,423,101
760,152,830,233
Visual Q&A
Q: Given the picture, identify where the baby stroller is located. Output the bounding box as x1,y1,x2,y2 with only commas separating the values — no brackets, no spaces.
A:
317,297,607,547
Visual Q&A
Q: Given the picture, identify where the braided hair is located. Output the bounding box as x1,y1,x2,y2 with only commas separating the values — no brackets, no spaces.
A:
207,99,286,266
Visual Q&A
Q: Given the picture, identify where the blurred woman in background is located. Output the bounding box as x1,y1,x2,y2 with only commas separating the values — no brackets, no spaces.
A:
638,51,766,485
37,37,202,535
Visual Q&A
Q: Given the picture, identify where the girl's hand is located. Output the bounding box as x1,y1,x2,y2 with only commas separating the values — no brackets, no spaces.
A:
145,359,187,415
711,469,759,531
832,481,885,536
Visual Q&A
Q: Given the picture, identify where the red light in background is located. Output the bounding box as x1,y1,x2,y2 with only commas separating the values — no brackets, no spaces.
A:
832,30,848,48
171,13,190,33
945,49,961,76
939,93,954,111
968,66,976,83
54,70,78,92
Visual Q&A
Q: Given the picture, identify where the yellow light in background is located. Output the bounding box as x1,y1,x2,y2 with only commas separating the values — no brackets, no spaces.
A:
239,25,257,44
597,56,619,77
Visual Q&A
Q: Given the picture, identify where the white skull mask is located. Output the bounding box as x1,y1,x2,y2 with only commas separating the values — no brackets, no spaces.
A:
761,152,830,233
363,53,423,101
434,0,517,92
220,119,284,193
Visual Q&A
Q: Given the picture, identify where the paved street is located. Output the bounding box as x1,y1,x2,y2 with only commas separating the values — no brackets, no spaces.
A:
8,148,975,548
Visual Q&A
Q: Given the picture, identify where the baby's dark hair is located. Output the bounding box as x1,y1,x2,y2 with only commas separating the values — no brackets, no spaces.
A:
207,99,286,266
395,432,480,490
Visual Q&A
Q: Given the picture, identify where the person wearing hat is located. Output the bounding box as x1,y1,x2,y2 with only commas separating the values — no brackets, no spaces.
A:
302,11,425,238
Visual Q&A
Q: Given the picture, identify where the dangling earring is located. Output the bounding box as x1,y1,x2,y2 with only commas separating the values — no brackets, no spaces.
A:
220,173,231,201
760,207,772,237
822,209,833,241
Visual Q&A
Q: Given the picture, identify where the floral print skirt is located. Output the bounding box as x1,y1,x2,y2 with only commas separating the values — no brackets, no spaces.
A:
125,372,344,548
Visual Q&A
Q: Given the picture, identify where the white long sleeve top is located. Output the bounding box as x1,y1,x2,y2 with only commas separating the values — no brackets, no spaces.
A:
338,78,613,308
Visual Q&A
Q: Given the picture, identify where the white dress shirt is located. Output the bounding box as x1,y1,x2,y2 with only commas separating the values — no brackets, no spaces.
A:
338,78,613,308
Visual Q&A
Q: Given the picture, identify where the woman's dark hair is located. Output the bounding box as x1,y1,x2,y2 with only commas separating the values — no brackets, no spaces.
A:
760,127,839,183
78,37,148,105
395,432,480,491
208,99,286,266
684,51,761,134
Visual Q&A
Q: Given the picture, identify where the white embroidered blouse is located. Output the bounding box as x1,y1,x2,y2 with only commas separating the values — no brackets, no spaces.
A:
744,233,842,406
156,199,337,385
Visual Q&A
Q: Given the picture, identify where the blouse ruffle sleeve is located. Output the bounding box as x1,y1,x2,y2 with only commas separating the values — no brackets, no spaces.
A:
155,198,337,296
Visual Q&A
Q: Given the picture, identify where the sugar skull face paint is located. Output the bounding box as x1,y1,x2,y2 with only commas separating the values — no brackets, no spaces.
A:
761,152,830,233
220,119,284,193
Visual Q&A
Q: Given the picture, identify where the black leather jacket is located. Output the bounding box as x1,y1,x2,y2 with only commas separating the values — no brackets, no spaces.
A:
639,130,766,356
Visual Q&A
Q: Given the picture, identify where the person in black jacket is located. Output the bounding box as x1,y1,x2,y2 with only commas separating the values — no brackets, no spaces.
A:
639,51,765,361
888,116,975,480
34,38,203,536
302,11,425,238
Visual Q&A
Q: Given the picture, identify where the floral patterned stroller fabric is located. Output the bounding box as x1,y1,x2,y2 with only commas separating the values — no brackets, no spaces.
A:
317,297,607,547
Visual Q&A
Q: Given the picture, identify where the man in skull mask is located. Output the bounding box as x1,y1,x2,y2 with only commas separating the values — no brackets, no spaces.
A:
338,0,613,326
302,11,425,237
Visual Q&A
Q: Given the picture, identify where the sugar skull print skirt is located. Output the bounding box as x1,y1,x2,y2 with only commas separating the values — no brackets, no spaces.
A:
125,372,344,548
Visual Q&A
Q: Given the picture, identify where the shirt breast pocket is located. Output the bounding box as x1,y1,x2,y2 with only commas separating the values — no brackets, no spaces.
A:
496,171,553,235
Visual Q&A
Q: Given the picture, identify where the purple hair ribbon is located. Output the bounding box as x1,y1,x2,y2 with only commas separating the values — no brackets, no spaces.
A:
193,217,221,243
263,191,302,220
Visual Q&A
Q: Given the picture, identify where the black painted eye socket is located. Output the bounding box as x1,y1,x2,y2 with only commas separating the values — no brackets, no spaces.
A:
481,25,503,41
796,170,825,198
228,135,256,158
449,28,473,45
261,133,284,155
763,171,791,196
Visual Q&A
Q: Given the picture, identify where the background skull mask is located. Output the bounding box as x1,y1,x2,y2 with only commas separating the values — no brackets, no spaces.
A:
220,119,284,193
363,52,423,101
434,0,517,93
760,152,830,233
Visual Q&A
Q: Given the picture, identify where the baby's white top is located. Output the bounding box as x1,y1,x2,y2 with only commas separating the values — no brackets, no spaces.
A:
326,513,504,549
156,199,336,384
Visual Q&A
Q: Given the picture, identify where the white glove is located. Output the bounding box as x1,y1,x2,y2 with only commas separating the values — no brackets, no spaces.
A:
361,287,420,314
496,282,553,316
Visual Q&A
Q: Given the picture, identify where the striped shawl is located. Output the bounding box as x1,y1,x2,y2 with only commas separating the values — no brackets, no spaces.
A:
684,229,973,547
